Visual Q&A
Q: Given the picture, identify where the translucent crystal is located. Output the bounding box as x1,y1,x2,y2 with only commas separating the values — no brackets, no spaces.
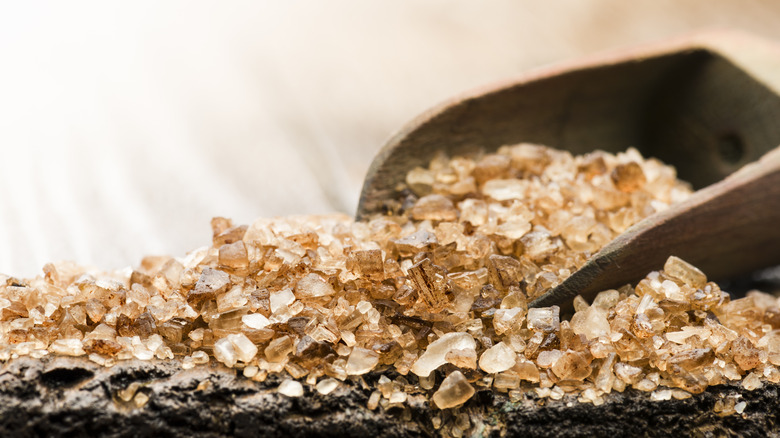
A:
85,299,107,324
189,268,230,304
219,241,249,271
742,372,763,391
394,229,438,254
570,306,610,340
482,179,526,201
295,273,335,298
228,333,257,363
432,370,475,409
350,249,384,280
731,336,761,371
213,338,237,367
410,194,458,221
242,313,271,329
445,348,477,369
49,339,86,356
265,335,294,362
527,306,560,333
493,307,525,335
473,154,510,184
278,379,304,397
316,378,340,395
663,256,707,289
345,347,379,375
270,289,295,313
407,258,449,312
611,161,647,192
412,332,476,377
551,350,591,380
479,342,516,374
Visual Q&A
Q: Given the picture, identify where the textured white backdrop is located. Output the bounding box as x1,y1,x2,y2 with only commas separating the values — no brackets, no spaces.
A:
1,1,780,277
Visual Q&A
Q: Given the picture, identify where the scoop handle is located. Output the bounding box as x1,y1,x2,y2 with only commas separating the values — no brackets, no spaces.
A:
532,145,780,315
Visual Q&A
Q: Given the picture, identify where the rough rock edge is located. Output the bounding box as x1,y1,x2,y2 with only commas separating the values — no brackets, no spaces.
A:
1,357,778,437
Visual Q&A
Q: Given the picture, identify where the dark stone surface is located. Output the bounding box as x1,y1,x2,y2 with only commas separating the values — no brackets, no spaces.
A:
1,356,779,437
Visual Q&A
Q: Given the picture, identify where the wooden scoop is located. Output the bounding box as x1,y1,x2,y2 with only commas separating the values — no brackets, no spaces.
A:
356,30,780,315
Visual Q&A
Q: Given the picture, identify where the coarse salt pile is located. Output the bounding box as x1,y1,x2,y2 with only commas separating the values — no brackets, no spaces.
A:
1,143,777,437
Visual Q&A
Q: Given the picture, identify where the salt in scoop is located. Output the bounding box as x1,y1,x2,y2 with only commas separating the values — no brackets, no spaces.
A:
356,31,780,315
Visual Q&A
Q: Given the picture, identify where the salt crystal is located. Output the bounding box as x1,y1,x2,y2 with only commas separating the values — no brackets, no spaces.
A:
445,348,477,369
133,391,150,408
228,333,257,363
493,372,521,390
731,336,761,371
742,372,763,391
411,332,476,376
242,313,271,329
49,339,86,356
243,365,259,378
219,241,249,271
270,289,295,313
316,378,340,395
265,335,294,362
495,220,531,240
410,194,458,221
661,280,682,300
394,229,438,254
482,179,526,201
295,273,335,298
85,299,107,324
650,389,672,401
192,351,210,364
367,390,381,410
493,308,525,335
214,338,237,367
432,371,475,409
663,256,707,288
407,258,450,311
527,306,560,332
345,347,379,375
551,350,592,381
611,161,646,192
216,285,248,312
614,362,642,384
118,382,142,402
570,306,610,340
473,154,510,184
351,250,384,280
479,342,516,374
189,268,230,304
278,379,304,397
735,401,747,414
388,391,407,404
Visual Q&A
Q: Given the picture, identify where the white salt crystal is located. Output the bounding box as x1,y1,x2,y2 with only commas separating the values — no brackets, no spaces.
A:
295,273,335,298
270,288,295,313
49,339,86,356
345,347,379,375
411,332,476,377
228,333,258,363
316,378,340,395
214,338,237,367
278,379,304,397
242,313,271,329
479,342,516,373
